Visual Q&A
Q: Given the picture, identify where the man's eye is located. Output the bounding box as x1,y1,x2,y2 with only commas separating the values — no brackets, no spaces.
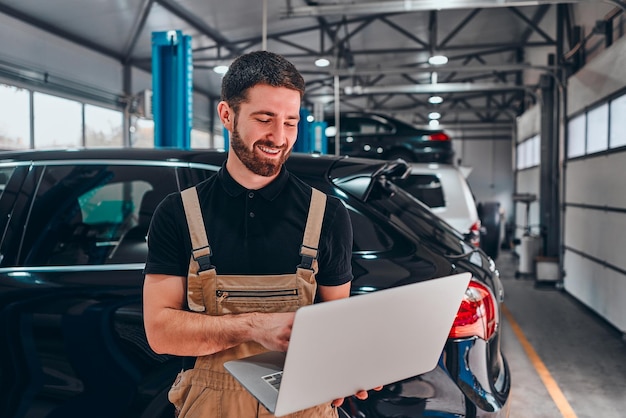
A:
257,119,270,123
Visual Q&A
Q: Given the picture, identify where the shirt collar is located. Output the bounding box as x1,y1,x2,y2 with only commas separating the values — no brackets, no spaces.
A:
218,162,289,201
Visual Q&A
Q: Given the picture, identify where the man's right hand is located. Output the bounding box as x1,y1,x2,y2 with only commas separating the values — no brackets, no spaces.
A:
249,311,296,352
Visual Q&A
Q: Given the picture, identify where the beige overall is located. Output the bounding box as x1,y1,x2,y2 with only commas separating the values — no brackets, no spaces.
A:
167,186,338,418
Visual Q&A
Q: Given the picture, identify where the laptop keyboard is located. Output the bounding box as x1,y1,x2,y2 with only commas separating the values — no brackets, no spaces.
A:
262,371,283,391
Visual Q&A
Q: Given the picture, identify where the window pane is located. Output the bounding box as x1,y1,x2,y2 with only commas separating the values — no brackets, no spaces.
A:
610,94,626,148
85,105,123,147
23,164,179,266
191,129,210,148
34,92,82,148
567,114,586,158
395,174,445,208
516,143,524,170
130,117,154,148
0,84,30,149
532,135,540,167
586,103,609,154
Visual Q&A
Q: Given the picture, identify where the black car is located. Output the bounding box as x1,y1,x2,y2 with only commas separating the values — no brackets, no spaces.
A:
0,149,510,417
324,112,454,163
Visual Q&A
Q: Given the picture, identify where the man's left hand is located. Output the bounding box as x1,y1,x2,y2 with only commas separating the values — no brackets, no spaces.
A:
331,386,383,408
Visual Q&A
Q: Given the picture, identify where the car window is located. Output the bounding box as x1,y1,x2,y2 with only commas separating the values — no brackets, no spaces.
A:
356,117,393,135
0,167,15,197
394,174,446,209
368,180,464,255
348,208,394,252
20,164,179,266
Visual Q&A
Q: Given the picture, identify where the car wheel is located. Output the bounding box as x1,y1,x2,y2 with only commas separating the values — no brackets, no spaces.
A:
478,201,501,259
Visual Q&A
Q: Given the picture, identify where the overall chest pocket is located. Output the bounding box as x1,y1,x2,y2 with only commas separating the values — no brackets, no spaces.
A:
216,288,300,314
213,274,304,315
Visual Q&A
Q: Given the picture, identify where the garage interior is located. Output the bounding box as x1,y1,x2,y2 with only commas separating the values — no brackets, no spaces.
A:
0,1,625,417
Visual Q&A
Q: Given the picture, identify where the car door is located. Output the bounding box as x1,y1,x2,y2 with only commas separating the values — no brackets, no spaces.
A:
0,161,182,418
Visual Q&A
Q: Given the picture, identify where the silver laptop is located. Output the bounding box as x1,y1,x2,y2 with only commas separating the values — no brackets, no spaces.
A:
224,272,471,417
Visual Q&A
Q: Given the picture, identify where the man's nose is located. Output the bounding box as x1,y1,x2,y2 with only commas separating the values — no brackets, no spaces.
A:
268,121,286,143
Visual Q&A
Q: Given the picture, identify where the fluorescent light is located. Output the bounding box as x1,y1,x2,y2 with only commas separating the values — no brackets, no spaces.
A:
428,55,448,65
428,95,443,104
428,111,441,120
213,65,229,75
315,58,330,67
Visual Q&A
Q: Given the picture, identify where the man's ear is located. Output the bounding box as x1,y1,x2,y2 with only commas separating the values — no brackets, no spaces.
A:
217,101,234,131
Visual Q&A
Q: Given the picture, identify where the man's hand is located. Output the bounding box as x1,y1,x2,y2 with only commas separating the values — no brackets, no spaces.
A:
331,386,384,408
249,312,296,352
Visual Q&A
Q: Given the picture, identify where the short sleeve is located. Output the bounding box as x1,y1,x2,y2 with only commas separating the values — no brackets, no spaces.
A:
315,196,353,286
144,193,191,277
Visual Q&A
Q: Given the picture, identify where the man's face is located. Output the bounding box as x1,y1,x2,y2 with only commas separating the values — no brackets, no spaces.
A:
228,84,301,177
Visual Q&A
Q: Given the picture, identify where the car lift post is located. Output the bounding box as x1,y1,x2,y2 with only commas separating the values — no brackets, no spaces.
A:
151,30,193,149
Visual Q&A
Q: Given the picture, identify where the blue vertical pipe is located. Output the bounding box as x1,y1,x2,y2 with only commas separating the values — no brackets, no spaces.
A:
151,30,193,149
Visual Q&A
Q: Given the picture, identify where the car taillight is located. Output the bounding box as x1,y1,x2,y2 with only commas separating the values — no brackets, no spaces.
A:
449,280,499,341
469,220,481,247
428,132,450,141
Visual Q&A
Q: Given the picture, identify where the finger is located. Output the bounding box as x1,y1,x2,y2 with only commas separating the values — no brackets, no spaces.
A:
373,386,383,391
355,390,368,400
331,398,344,407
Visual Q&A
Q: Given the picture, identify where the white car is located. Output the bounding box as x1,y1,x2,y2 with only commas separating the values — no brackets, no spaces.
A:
394,163,502,258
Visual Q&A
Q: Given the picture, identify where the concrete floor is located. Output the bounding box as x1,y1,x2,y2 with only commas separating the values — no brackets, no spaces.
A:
496,251,626,418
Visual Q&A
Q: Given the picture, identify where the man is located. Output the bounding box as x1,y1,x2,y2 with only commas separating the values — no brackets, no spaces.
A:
143,51,373,417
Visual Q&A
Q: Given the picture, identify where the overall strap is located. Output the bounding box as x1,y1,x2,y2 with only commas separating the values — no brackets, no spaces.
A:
299,188,327,270
181,187,213,272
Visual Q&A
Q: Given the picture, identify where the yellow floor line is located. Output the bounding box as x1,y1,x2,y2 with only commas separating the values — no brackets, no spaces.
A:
501,303,578,418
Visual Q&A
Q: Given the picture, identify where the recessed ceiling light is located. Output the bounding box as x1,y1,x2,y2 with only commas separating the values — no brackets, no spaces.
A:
315,58,330,67
428,55,448,65
428,95,443,104
429,119,440,128
428,112,441,120
213,65,229,75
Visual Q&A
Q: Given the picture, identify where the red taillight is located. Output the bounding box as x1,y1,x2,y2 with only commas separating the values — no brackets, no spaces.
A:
449,280,499,341
428,132,450,141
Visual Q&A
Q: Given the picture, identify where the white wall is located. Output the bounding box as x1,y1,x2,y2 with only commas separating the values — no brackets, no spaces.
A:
563,37,626,334
455,139,514,225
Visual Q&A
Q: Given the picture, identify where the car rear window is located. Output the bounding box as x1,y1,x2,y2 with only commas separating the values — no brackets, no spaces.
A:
394,174,445,209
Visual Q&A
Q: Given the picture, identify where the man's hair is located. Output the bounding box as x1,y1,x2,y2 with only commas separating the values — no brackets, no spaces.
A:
221,51,305,112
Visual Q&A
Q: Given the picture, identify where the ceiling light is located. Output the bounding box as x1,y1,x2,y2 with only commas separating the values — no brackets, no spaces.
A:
428,95,443,104
213,65,229,75
428,112,441,120
428,55,448,65
315,58,330,67
429,120,440,128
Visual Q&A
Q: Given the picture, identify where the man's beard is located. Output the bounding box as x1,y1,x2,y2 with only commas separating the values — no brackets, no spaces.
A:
229,120,292,177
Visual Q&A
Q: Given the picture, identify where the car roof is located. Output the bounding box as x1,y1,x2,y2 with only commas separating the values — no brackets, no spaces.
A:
0,148,409,202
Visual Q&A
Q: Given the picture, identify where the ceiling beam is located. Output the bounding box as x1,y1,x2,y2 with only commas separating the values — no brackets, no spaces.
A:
282,0,626,17
0,3,122,60
343,82,526,95
155,0,242,56
331,63,553,77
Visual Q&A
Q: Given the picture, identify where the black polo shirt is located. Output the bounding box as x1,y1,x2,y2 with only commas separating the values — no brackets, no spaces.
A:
144,164,353,287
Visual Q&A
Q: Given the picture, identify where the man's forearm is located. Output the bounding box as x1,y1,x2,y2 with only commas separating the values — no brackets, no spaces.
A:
146,307,256,357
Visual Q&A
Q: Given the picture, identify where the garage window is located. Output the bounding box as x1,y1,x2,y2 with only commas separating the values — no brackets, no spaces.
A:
567,114,586,158
585,103,609,154
610,93,626,149
0,85,30,149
